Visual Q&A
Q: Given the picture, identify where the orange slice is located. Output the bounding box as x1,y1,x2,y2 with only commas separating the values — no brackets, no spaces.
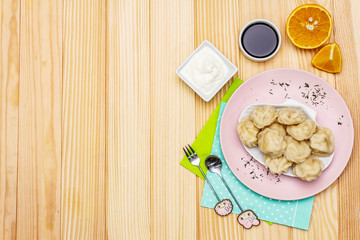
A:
286,4,332,49
312,43,342,73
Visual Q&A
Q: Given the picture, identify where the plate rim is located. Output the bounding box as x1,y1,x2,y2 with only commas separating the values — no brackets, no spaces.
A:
220,68,354,200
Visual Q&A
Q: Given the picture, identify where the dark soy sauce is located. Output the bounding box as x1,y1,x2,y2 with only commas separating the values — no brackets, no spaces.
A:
241,23,279,58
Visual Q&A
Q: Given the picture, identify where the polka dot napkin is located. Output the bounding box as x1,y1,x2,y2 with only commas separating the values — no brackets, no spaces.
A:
200,103,314,230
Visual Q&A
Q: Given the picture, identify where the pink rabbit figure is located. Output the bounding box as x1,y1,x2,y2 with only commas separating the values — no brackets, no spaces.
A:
237,210,261,229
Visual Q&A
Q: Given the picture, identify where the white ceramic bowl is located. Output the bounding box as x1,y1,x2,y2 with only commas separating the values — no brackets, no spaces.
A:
176,40,238,102
239,19,281,62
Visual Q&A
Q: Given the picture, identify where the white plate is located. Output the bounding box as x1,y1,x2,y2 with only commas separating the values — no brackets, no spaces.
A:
239,99,334,177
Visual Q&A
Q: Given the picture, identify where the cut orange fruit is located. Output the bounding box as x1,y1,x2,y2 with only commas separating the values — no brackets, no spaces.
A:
286,4,332,49
312,43,342,73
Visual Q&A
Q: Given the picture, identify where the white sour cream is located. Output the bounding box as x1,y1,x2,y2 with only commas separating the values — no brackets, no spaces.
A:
180,46,229,98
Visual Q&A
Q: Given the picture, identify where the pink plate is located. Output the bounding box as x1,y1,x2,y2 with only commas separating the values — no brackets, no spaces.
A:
220,68,354,200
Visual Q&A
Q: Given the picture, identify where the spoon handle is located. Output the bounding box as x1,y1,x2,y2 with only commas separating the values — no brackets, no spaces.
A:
219,174,243,212
198,166,220,202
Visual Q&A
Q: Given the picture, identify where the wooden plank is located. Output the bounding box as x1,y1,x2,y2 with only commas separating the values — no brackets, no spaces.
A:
106,0,151,239
16,0,62,239
194,1,245,239
286,1,338,240
61,0,106,239
0,0,19,239
351,0,360,72
333,0,360,239
150,0,197,239
238,0,292,239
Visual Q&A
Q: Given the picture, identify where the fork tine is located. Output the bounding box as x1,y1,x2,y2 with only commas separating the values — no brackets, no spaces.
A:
183,147,191,160
185,145,194,157
188,144,197,156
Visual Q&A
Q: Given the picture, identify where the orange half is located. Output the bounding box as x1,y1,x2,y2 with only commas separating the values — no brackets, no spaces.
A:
312,43,342,73
286,4,332,49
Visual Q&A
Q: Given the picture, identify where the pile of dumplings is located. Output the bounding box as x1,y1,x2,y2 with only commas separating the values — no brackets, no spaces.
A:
237,105,334,182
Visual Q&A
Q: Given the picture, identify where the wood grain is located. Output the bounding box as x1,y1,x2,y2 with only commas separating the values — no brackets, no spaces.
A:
61,0,106,239
239,1,293,239
0,0,359,239
333,0,360,239
194,1,244,239
106,0,151,239
286,1,339,240
150,0,197,239
16,0,62,239
0,0,19,239
285,0,338,239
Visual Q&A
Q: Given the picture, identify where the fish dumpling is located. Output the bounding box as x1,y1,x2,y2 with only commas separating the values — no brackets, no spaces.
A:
284,136,311,163
286,119,317,141
237,118,260,147
293,155,324,181
249,106,278,129
264,155,292,174
258,128,286,157
309,127,335,156
278,107,306,125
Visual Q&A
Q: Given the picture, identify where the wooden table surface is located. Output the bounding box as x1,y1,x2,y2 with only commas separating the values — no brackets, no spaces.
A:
1,0,359,239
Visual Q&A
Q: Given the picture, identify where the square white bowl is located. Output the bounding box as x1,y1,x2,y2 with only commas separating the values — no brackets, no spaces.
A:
176,40,238,102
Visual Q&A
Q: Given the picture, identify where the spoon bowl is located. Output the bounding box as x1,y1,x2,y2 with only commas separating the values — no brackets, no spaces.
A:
205,155,223,175
205,155,244,213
